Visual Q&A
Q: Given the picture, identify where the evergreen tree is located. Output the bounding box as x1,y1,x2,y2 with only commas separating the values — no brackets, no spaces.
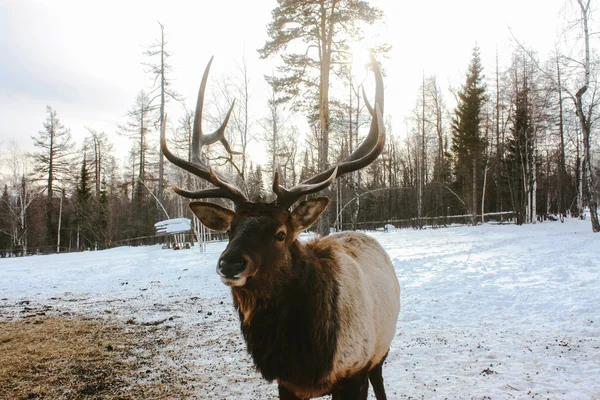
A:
504,83,533,224
31,106,75,246
76,156,92,204
300,150,314,183
118,90,155,196
97,183,109,248
83,128,113,196
0,185,12,253
76,155,94,249
451,46,487,224
259,0,386,236
31,106,75,199
247,164,267,203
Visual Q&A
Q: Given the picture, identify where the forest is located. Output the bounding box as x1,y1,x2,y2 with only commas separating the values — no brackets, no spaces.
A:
1,0,599,256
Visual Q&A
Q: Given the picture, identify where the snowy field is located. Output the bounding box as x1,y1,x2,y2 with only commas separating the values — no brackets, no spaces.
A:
1,219,599,399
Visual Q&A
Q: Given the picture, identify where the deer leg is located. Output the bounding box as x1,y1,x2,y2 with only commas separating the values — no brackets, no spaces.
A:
368,353,389,400
278,384,305,400
331,366,370,400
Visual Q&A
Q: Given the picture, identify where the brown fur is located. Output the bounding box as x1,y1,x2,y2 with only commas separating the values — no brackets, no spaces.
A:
190,199,400,399
230,237,341,393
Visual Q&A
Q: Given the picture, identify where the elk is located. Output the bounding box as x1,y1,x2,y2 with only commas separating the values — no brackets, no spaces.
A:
161,56,400,400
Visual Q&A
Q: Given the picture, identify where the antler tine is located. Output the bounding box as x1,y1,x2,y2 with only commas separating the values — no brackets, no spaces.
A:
160,60,249,205
192,56,241,164
161,114,248,203
191,56,212,164
273,167,338,208
161,113,210,180
305,53,384,184
173,187,243,202
273,54,385,208
172,169,247,203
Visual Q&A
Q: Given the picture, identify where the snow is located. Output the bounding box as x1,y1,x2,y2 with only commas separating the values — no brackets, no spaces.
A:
1,219,599,399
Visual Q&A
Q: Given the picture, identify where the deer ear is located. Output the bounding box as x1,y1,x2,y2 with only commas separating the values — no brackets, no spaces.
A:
291,197,330,232
189,202,234,233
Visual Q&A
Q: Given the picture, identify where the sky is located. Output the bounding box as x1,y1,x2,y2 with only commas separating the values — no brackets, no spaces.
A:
0,0,574,166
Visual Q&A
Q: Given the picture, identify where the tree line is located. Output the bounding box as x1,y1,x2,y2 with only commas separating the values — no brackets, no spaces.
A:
1,0,598,256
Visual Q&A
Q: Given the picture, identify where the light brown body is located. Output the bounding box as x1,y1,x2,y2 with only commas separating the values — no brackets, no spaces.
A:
280,232,400,399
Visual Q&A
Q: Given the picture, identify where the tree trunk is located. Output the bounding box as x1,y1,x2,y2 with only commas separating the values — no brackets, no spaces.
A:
577,98,599,229
472,157,477,225
546,141,551,216
239,56,250,183
556,56,567,219
583,136,600,230
139,108,145,185
57,188,63,253
157,27,166,221
46,117,56,246
272,102,278,176
352,78,361,229
576,129,583,215
47,116,55,200
418,74,425,229
436,105,444,223
575,0,600,232
523,149,530,224
482,161,488,224
315,0,338,237
495,51,503,217
532,144,537,224
19,177,28,256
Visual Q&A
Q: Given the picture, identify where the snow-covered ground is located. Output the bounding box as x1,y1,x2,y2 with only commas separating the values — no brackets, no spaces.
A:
1,219,599,399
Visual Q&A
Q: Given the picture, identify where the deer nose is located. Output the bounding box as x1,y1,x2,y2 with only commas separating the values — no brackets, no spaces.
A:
219,258,247,278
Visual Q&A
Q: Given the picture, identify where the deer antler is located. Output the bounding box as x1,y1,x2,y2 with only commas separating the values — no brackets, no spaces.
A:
160,57,248,205
272,54,385,208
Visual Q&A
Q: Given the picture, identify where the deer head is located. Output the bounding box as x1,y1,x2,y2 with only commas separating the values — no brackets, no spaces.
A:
161,55,384,287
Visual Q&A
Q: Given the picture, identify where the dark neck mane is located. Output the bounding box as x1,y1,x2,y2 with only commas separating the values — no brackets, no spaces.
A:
231,239,340,388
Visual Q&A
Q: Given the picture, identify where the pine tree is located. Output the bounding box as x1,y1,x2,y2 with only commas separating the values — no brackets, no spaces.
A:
451,46,487,224
31,106,75,246
259,0,386,236
0,185,12,252
247,164,266,203
76,155,93,249
504,83,533,225
97,183,109,249
77,156,92,204
300,150,313,183
118,90,155,195
255,165,266,203
31,106,75,200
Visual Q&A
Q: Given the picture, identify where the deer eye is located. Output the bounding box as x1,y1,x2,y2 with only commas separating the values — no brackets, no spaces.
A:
274,231,286,242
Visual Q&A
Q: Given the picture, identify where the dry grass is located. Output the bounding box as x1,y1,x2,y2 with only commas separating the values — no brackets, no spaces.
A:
0,316,189,400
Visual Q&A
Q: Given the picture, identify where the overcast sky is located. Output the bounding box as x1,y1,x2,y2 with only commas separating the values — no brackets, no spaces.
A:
0,0,574,165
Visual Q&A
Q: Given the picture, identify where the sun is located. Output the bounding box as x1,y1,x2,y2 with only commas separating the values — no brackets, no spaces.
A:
347,26,384,83
349,40,372,75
